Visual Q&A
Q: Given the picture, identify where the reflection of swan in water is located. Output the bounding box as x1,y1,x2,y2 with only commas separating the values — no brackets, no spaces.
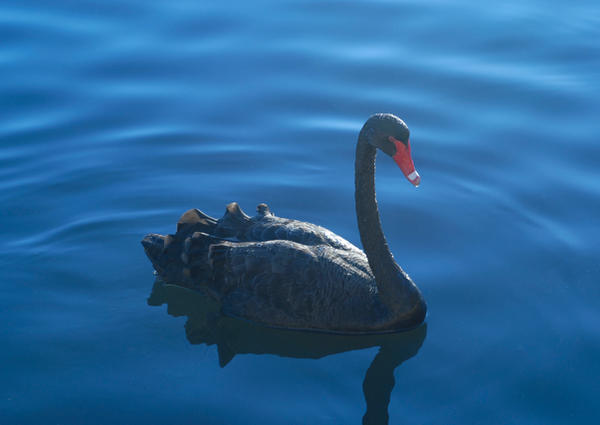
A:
148,281,427,425
142,113,426,334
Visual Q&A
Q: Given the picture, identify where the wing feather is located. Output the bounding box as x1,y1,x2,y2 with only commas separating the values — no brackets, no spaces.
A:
208,240,381,330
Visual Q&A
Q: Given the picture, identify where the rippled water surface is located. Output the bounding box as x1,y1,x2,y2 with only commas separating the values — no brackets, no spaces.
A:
2,1,600,424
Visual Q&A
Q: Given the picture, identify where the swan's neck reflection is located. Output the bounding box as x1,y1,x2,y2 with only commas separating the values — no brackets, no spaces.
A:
362,344,410,425
148,281,427,424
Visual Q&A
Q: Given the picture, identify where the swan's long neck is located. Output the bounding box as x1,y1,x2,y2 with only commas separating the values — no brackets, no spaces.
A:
355,132,426,321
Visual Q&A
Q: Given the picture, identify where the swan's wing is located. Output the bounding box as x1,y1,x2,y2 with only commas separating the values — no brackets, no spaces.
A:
175,202,361,253
241,216,360,252
207,202,361,252
208,240,380,331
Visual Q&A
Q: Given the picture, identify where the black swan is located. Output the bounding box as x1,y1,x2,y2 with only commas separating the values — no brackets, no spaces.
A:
142,113,427,334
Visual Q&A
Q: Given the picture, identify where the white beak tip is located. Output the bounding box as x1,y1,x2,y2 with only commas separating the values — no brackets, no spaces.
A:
407,170,420,186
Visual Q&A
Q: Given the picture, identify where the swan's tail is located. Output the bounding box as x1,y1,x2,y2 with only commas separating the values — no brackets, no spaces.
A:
182,231,225,280
141,228,229,288
141,233,184,282
142,203,251,286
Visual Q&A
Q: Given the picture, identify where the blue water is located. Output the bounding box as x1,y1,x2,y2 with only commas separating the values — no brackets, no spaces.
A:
2,0,599,423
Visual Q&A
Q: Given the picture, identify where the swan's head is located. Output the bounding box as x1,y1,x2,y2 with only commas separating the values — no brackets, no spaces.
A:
362,113,420,187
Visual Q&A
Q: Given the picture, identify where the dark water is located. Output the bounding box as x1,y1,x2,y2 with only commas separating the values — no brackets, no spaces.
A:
2,1,599,424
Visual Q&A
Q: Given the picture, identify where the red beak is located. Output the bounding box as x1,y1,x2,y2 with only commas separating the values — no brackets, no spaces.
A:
390,136,420,187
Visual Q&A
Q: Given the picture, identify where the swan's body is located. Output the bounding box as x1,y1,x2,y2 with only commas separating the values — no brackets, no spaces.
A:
142,113,427,334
